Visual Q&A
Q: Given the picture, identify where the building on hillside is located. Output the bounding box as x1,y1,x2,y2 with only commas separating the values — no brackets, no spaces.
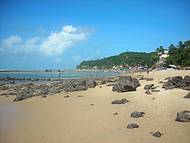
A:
156,50,169,69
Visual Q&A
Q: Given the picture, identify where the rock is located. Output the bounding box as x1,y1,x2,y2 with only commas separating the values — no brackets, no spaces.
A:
112,76,140,92
127,123,139,129
151,89,160,92
100,80,106,84
146,78,154,81
113,112,118,115
131,111,145,118
162,76,184,90
175,110,190,122
42,95,47,98
64,95,70,98
111,98,129,104
152,131,163,137
90,103,94,106
144,84,154,90
85,79,97,88
184,92,190,98
106,83,114,86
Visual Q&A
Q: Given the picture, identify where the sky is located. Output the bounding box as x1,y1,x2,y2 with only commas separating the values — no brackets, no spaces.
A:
0,0,190,69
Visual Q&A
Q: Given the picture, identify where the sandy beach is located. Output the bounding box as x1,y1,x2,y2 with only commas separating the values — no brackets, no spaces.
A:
0,69,190,143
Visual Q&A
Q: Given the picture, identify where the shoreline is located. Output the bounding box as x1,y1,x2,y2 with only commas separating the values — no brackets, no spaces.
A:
0,69,190,143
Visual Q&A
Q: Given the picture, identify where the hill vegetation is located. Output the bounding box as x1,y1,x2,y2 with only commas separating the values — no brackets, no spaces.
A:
166,40,190,67
76,40,190,70
77,52,158,69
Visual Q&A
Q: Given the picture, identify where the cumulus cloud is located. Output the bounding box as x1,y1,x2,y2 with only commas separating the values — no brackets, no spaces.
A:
0,25,89,56
40,25,87,55
2,35,22,48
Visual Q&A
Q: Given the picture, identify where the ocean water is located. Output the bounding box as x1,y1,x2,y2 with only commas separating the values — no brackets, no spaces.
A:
0,70,122,79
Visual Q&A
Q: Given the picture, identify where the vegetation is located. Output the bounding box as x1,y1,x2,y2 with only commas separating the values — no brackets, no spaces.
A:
77,52,158,69
166,40,190,67
77,39,190,70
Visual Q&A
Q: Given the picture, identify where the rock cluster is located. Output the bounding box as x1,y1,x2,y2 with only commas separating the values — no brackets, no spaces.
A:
162,76,190,90
112,76,140,92
10,79,98,101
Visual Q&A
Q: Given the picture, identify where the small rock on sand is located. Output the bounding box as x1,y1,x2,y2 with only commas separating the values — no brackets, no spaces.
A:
127,123,139,129
152,131,163,138
131,111,145,118
111,98,129,104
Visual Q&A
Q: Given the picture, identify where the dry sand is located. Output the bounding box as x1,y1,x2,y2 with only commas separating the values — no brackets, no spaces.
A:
0,69,190,143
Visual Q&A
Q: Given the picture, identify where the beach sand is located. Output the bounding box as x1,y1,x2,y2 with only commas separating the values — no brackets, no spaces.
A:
0,69,190,143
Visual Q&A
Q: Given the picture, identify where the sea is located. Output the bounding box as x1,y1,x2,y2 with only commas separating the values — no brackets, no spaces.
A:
0,70,123,79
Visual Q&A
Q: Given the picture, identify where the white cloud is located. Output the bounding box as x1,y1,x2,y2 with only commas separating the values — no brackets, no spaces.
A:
0,25,89,56
2,35,22,48
40,25,87,55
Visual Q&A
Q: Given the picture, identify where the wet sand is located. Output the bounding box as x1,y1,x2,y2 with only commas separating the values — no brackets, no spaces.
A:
0,69,190,143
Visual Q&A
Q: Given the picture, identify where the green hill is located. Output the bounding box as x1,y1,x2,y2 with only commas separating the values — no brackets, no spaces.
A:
76,52,158,69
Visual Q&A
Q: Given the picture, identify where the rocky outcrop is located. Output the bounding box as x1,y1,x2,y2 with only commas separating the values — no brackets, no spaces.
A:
112,76,140,92
111,98,129,104
131,111,145,118
175,110,190,122
162,76,190,90
12,79,98,101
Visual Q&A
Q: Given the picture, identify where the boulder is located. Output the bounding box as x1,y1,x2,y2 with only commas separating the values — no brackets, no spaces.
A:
127,123,139,129
162,76,186,90
175,110,190,122
131,111,145,118
111,98,129,104
112,76,140,92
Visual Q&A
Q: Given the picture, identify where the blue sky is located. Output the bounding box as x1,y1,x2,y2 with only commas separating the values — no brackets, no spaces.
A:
0,0,190,69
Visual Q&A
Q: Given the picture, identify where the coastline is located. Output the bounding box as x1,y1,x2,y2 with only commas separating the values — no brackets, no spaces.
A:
0,69,190,143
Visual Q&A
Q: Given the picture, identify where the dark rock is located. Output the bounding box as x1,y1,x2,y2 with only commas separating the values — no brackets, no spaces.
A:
146,78,154,81
151,89,160,92
162,76,184,90
152,131,163,137
175,110,190,122
131,111,145,118
42,95,47,98
111,98,129,104
64,95,70,98
127,123,139,129
106,83,114,86
112,76,140,92
85,79,97,88
184,92,190,98
144,84,154,90
90,103,94,106
13,93,33,101
100,80,106,84
113,112,118,115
